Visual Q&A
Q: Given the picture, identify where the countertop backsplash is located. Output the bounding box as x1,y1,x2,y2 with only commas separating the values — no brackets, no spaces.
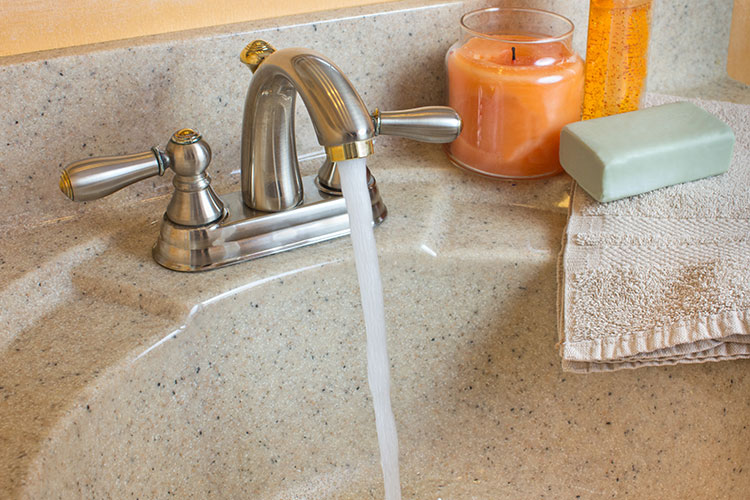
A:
0,0,745,232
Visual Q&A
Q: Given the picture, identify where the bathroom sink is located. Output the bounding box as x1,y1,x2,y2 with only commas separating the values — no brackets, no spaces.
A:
22,254,559,499
17,144,569,498
13,144,750,498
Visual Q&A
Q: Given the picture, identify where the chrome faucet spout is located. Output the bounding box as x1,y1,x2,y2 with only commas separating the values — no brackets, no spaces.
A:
240,42,375,213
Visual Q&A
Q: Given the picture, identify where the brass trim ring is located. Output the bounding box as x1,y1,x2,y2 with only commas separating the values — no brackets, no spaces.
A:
325,139,374,162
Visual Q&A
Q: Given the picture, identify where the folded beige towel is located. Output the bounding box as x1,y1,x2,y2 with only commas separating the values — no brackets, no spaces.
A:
558,94,750,372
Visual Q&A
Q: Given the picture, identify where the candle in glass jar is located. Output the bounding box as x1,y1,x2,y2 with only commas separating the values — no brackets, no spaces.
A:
445,8,585,179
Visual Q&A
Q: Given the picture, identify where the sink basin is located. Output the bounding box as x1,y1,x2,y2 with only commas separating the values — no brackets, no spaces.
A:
9,143,750,498
22,254,558,499
15,144,568,498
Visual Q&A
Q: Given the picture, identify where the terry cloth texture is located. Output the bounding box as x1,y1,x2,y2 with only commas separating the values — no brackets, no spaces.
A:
558,94,750,372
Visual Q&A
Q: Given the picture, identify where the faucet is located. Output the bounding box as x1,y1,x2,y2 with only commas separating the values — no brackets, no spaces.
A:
59,40,462,271
240,40,375,212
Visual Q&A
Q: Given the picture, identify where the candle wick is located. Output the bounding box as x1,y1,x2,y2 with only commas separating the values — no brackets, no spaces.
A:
512,46,516,62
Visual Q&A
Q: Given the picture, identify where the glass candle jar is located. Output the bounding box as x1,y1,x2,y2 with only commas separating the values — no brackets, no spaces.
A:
582,0,653,119
445,7,584,179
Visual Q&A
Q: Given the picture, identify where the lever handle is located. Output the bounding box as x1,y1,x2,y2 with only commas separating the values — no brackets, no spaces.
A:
59,149,166,201
374,106,462,143
59,128,223,226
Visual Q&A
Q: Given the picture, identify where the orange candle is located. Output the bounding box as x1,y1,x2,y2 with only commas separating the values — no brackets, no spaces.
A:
445,8,584,179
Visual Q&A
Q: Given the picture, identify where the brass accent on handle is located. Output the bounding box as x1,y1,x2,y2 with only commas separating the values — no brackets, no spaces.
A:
59,170,74,200
171,128,201,145
241,40,276,73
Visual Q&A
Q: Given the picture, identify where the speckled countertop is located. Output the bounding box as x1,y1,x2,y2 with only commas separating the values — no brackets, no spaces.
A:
2,0,749,498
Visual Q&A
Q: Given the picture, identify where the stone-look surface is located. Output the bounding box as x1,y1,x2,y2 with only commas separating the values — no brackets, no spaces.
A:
1,0,749,498
0,0,746,230
10,143,750,499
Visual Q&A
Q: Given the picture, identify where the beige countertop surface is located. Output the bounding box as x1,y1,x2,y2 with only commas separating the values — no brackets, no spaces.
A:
3,140,750,498
1,0,749,498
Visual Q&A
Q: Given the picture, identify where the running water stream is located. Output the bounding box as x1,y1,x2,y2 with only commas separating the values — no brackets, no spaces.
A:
338,158,401,500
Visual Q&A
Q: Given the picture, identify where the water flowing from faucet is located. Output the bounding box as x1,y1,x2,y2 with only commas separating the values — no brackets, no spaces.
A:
338,158,401,500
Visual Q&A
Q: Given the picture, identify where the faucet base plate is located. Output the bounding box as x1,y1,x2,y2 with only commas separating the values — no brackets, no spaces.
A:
152,173,386,272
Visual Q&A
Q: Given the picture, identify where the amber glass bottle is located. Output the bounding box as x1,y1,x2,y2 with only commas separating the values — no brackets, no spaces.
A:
582,0,652,119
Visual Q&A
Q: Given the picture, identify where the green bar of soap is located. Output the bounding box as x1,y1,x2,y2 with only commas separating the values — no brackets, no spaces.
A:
559,102,735,202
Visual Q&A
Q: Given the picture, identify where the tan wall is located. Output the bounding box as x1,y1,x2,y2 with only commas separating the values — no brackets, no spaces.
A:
1,0,387,58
